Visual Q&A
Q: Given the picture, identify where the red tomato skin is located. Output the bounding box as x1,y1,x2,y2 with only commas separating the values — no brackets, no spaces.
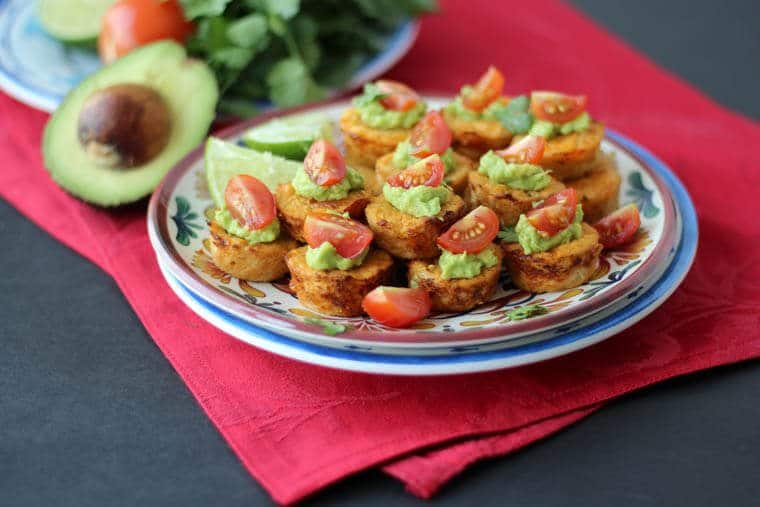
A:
362,286,432,328
303,140,347,187
526,188,579,236
593,204,641,249
437,206,499,254
303,212,374,259
376,80,420,112
409,110,452,158
386,155,445,189
99,0,195,63
530,91,588,124
496,135,546,164
462,66,505,112
224,175,277,230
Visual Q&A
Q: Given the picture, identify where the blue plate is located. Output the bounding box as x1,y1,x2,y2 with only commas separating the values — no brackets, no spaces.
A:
157,131,698,375
0,0,419,112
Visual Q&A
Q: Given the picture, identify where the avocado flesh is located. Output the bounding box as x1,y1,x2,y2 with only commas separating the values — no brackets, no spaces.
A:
42,41,219,206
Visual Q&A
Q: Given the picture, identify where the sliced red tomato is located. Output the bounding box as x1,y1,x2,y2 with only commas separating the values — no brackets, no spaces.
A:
303,139,346,187
376,80,420,112
530,91,588,124
224,175,276,230
437,206,499,254
593,204,641,249
409,110,452,157
526,188,579,236
362,286,432,328
462,66,505,112
387,155,444,188
98,0,195,64
303,212,373,259
495,135,546,164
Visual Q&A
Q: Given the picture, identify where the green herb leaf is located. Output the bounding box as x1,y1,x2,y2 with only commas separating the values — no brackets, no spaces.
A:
507,304,549,321
304,317,348,336
180,0,233,19
497,226,518,243
227,14,269,50
267,58,325,107
491,95,533,134
210,46,255,70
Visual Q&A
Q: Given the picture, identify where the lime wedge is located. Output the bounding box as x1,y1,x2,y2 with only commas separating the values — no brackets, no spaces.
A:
205,137,301,207
240,112,334,160
38,0,117,45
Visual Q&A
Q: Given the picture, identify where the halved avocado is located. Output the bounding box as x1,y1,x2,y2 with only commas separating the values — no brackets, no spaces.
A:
42,41,218,206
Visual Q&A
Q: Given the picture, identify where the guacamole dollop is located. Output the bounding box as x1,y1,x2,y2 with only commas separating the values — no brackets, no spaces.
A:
383,183,450,217
305,242,369,271
214,208,280,244
392,140,456,174
444,89,510,122
292,166,364,201
529,112,591,138
438,247,499,280
352,83,426,129
515,205,584,254
478,150,551,190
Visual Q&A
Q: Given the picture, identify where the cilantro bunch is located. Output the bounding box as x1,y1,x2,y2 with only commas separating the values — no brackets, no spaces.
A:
180,0,436,116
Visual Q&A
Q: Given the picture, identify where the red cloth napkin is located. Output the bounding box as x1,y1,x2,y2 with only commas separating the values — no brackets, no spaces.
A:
3,0,760,503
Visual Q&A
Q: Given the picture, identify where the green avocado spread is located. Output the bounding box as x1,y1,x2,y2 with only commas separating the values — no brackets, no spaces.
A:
392,140,456,174
515,205,584,254
444,88,510,122
529,112,591,138
478,150,551,190
291,166,364,201
438,246,499,280
382,183,451,217
305,242,369,271
214,208,280,244
352,83,426,129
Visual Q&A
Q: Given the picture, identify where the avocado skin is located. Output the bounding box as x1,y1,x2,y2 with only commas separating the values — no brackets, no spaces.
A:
42,41,219,207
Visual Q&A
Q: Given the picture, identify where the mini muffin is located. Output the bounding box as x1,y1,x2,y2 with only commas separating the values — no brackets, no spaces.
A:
465,170,565,227
502,223,602,293
532,122,606,181
376,150,475,196
443,106,512,160
409,244,503,313
208,221,298,281
275,139,371,242
340,80,426,169
365,193,466,259
565,152,621,223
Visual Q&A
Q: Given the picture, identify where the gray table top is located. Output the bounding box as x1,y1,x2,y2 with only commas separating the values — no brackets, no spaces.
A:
3,1,760,505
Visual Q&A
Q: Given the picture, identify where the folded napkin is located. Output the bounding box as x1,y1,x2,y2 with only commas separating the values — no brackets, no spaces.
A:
2,0,760,503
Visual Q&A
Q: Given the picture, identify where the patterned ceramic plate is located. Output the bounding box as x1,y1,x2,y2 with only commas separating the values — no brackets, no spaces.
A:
148,98,687,354
0,0,419,112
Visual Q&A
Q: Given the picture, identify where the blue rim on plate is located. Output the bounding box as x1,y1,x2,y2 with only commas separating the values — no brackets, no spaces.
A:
0,0,419,112
157,131,698,375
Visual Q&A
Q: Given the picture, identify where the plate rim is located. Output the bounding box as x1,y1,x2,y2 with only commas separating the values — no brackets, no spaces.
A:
148,97,680,346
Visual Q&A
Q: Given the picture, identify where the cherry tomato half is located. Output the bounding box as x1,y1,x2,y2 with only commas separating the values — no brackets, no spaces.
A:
496,135,546,164
304,139,346,187
362,286,432,328
526,188,579,236
99,0,195,64
387,155,445,189
303,212,373,259
593,203,641,249
437,206,499,254
462,66,505,112
409,110,452,158
224,175,277,230
376,80,420,112
530,91,588,124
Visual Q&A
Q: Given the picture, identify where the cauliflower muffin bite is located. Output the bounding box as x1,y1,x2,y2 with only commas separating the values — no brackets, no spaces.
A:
286,212,394,317
208,175,298,281
375,110,475,195
408,206,503,312
365,154,466,259
275,139,371,242
564,151,621,222
340,80,426,169
442,66,514,160
465,135,565,227
500,188,602,293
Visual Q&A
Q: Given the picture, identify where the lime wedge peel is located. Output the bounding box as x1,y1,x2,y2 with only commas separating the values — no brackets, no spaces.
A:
37,0,117,44
240,112,334,160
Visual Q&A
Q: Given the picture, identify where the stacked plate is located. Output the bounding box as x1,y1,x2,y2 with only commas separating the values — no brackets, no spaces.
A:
148,99,698,375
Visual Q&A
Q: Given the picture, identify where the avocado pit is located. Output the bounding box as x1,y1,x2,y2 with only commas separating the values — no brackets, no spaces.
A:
77,84,171,168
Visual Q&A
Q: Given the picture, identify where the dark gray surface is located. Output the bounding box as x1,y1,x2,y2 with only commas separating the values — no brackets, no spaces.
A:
2,1,760,506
